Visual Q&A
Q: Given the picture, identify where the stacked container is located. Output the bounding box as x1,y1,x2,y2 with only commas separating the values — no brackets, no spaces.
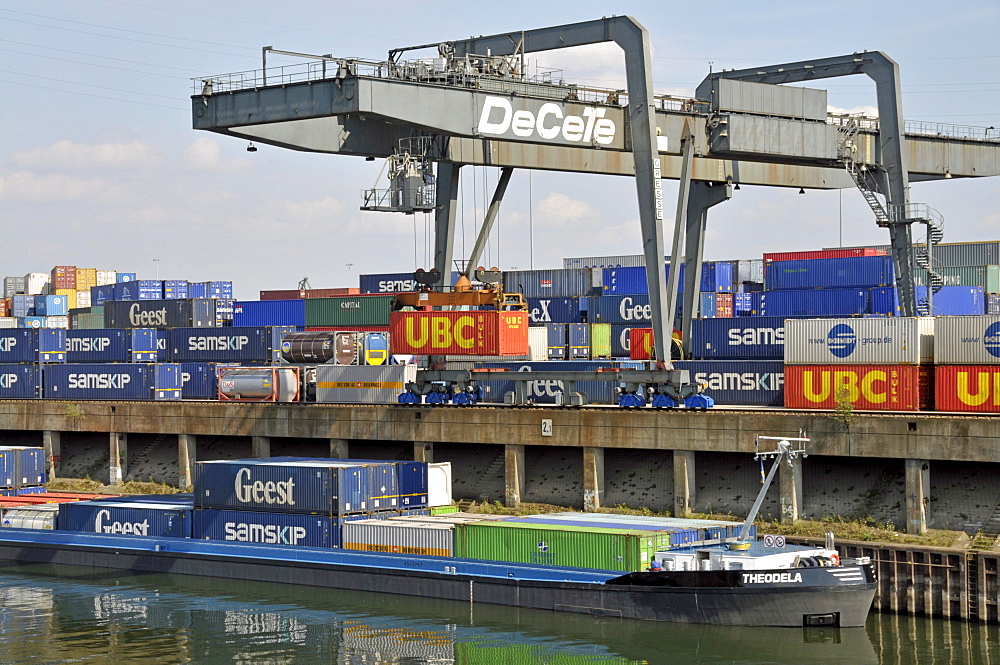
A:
934,316,1000,411
783,318,934,411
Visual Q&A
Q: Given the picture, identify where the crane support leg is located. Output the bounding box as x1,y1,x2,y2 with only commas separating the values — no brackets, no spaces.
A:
467,167,514,271
664,122,695,366
681,181,732,351
433,163,461,290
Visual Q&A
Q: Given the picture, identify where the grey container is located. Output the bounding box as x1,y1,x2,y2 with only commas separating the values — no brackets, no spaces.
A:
784,318,935,365
315,364,417,404
341,519,454,557
703,78,828,121
934,316,1000,364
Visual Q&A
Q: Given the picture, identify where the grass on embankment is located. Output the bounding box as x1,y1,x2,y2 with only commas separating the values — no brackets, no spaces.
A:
45,478,183,495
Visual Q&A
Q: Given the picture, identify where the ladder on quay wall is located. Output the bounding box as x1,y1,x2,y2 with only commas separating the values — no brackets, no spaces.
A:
838,119,945,315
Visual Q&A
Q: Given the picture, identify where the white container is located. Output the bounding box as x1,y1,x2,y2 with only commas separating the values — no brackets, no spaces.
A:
23,273,49,296
2,505,58,530
428,462,453,507
315,364,417,404
0,318,16,329
784,317,934,365
341,519,454,557
44,316,69,329
75,290,92,308
935,316,1000,364
96,270,117,286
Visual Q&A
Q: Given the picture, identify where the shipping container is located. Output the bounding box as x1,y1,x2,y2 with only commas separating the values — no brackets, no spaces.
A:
673,360,784,406
194,459,376,515
783,364,932,411
162,326,295,363
342,520,453,556
1,506,58,530
70,311,105,330
233,300,306,328
783,318,934,365
259,287,358,300
629,327,654,361
35,295,68,317
913,265,1000,292
192,508,341,548
44,363,181,400
162,280,188,299
502,269,597,299
700,292,717,318
19,316,46,330
50,266,76,291
0,447,45,487
474,360,644,405
763,248,887,264
90,285,114,306
96,270,117,286
428,462,453,507
601,263,734,296
563,254,651,269
453,521,674,572
178,362,236,399
3,277,26,298
988,294,1000,316
66,328,158,363
716,292,734,318
0,329,65,363
545,323,567,359
536,512,753,541
103,299,218,329
45,315,68,329
0,318,14,329
23,273,49,296
935,365,1000,412
586,295,653,325
446,326,548,363
389,311,528,356
589,323,611,359
765,256,895,290
525,297,585,324
359,272,421,294
116,272,136,283
315,364,417,404
75,290,91,308
10,295,35,318
304,295,394,327
75,268,97,290
57,501,191,538
567,323,589,358
362,332,389,365
756,289,870,317
916,286,984,316
690,317,788,360
934,316,1000,364
112,280,163,301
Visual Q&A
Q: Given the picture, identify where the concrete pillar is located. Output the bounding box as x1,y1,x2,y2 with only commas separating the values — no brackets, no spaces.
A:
109,433,127,485
178,434,197,491
673,450,696,517
583,447,605,512
42,430,61,480
252,436,270,458
779,455,803,524
414,442,434,463
906,458,930,535
329,438,349,459
504,444,525,508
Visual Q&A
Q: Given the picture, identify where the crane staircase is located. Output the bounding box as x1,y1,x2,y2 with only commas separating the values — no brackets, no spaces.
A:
838,119,945,315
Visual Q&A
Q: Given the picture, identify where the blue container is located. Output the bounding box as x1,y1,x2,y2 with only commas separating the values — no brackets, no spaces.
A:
0,365,43,399
545,323,567,359
66,329,158,363
112,280,162,301
178,362,236,399
474,360,645,405
917,286,985,315
10,295,35,318
101,493,194,505
280,457,427,509
15,486,45,495
206,282,234,298
733,292,754,315
700,292,717,318
162,280,189,299
602,263,734,296
0,329,65,363
163,326,296,362
116,273,136,283
526,297,584,324
567,323,590,358
673,360,784,406
90,285,115,306
35,295,68,317
43,363,181,400
609,324,636,357
395,462,428,508
503,269,596,298
871,287,901,316
19,316,46,329
233,300,306,328
359,272,420,293
586,295,652,325
765,256,895,290
103,299,218,329
0,447,45,488
192,508,345,547
194,459,375,515
756,289,869,317
57,501,191,538
690,317,788,360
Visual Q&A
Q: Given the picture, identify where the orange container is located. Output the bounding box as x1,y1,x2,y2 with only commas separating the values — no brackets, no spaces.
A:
784,364,932,411
389,311,528,355
935,365,1000,412
51,265,77,290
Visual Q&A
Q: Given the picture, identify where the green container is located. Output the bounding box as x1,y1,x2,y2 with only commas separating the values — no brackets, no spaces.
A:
914,265,1000,293
453,521,671,572
70,310,105,329
304,295,394,327
430,505,459,515
589,323,611,358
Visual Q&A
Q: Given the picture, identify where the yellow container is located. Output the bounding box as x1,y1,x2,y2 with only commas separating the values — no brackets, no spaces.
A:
75,268,98,289
55,288,77,310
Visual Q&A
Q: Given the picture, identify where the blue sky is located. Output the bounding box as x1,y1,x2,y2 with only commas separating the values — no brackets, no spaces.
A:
1,1,998,299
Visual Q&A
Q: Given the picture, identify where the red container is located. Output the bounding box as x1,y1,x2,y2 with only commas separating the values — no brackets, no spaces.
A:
762,248,887,264
305,326,390,333
51,265,77,290
260,288,360,300
934,365,1000,412
389,311,528,355
715,293,733,318
784,364,932,411
630,328,654,360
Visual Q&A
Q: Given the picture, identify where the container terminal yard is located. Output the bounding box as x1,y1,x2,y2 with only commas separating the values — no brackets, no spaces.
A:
3,16,1000,626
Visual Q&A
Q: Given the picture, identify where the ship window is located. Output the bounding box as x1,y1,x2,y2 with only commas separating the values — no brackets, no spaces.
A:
730,562,743,570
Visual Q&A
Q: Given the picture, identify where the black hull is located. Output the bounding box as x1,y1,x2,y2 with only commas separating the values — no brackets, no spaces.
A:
0,537,876,627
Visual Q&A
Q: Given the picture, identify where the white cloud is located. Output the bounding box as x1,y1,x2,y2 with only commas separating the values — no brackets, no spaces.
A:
828,105,879,118
13,139,160,170
183,137,223,170
0,171,117,203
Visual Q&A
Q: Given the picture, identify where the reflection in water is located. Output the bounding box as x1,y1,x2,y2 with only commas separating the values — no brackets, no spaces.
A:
0,561,991,664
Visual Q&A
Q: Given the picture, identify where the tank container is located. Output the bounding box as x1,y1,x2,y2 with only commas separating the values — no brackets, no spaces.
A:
43,363,181,400
1,505,58,530
57,501,191,538
315,364,417,404
66,328,158,363
217,366,300,402
784,318,934,365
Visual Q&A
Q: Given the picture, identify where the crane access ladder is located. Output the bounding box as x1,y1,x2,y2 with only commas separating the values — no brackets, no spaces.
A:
838,119,945,316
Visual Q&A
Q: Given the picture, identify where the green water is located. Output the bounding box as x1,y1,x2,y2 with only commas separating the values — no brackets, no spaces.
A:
0,563,996,664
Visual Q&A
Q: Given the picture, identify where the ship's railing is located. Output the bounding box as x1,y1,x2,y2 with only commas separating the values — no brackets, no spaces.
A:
828,113,999,142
